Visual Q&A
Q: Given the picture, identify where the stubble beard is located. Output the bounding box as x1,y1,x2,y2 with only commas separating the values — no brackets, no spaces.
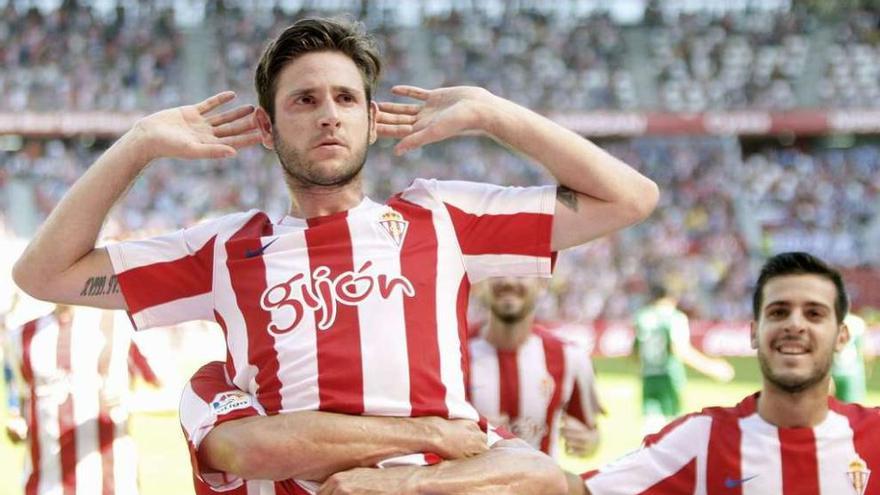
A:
274,128,369,190
757,346,833,394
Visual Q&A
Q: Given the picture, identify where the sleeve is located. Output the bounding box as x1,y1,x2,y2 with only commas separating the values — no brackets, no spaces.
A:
564,345,602,428
584,415,709,495
179,361,264,492
669,311,691,348
404,179,556,283
106,214,237,330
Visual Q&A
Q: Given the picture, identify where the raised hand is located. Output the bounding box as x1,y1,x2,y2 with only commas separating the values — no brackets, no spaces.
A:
377,85,494,155
131,91,262,162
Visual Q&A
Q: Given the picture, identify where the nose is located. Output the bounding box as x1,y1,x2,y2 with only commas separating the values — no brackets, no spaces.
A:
317,99,341,129
782,310,808,335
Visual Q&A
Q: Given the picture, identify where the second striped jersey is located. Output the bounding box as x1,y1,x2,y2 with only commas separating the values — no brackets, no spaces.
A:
582,393,880,495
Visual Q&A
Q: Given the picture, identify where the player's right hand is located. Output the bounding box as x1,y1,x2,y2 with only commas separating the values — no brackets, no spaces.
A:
129,91,262,162
417,417,488,459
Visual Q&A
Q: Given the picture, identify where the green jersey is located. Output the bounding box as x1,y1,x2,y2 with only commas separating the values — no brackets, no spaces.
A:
832,314,867,378
633,303,689,380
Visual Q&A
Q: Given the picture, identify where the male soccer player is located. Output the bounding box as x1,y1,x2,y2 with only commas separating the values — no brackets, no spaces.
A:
832,312,872,403
573,252,880,495
13,17,658,493
3,305,159,495
468,276,603,458
633,283,734,433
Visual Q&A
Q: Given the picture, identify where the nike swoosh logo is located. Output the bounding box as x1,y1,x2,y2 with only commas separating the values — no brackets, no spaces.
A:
724,475,759,488
245,237,279,258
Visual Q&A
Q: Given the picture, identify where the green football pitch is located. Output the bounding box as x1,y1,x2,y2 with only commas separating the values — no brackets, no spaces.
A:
1,357,877,495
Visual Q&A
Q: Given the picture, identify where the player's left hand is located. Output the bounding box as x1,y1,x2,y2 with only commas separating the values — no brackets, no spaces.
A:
377,85,494,155
560,416,599,458
317,466,418,495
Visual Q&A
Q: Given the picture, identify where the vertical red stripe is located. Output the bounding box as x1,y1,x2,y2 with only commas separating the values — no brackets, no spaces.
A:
225,214,284,413
305,214,364,414
390,199,446,417
779,428,820,495
497,350,520,421
706,414,742,495
128,343,159,386
539,335,565,454
56,316,76,495
98,414,115,495
21,320,40,495
640,458,697,494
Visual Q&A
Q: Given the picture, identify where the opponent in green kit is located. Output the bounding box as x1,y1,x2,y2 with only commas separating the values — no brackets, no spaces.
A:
831,313,872,402
632,284,734,434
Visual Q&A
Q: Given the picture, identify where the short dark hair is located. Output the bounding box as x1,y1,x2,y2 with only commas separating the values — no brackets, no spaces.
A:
752,252,848,324
254,17,382,121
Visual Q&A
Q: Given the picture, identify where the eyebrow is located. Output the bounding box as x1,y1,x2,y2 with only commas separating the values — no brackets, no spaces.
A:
285,85,363,98
764,301,831,311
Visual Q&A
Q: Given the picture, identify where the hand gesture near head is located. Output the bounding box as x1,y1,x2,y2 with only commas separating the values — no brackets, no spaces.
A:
377,85,494,155
132,91,263,163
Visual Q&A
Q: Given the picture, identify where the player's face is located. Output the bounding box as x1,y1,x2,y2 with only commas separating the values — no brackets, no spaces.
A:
485,277,542,324
259,50,377,189
751,274,849,394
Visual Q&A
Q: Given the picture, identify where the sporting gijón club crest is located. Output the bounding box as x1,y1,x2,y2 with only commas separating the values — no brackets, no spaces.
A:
259,209,415,335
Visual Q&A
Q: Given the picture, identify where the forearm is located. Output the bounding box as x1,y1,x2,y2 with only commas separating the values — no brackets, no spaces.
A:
202,411,445,481
404,440,567,495
566,472,590,495
13,130,149,302
479,93,655,212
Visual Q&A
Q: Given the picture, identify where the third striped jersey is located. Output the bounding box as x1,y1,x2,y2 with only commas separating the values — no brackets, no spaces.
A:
467,326,601,456
108,179,554,421
583,393,880,495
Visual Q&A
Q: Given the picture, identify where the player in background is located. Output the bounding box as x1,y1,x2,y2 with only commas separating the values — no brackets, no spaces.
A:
632,283,735,434
12,17,658,494
179,361,563,495
468,276,603,459
569,252,880,495
832,312,873,403
3,304,160,495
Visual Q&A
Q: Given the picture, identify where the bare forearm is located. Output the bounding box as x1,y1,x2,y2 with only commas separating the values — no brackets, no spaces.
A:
203,412,447,481
13,130,149,304
479,94,655,211
406,440,567,495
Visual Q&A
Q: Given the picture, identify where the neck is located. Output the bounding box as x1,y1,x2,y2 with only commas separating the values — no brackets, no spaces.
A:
757,377,830,428
484,313,535,351
287,178,364,218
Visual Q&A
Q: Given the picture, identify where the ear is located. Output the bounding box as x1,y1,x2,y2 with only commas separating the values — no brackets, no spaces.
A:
254,107,275,150
835,321,850,353
368,100,379,145
750,320,759,350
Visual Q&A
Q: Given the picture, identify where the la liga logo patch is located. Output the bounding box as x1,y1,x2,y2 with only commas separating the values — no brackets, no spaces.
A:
211,390,253,416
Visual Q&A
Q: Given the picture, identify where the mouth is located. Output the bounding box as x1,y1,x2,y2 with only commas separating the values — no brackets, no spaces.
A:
315,138,346,149
774,341,811,356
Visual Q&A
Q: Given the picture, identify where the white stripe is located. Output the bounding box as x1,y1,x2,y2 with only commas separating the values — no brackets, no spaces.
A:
816,410,859,494
424,179,556,215
740,413,784,495
129,292,213,331
71,311,102,494
31,317,61,495
518,336,551,451
468,339,501,422
178,383,211,447
349,210,411,415
433,204,475,420
262,228,320,413
462,253,552,283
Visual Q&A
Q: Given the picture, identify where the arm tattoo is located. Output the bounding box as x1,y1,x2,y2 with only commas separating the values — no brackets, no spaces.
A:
80,275,120,297
556,186,579,212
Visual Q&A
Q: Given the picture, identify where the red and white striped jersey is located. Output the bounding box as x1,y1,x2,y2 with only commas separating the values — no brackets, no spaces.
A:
4,308,157,495
109,179,554,420
582,393,880,495
467,326,601,456
180,361,512,495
